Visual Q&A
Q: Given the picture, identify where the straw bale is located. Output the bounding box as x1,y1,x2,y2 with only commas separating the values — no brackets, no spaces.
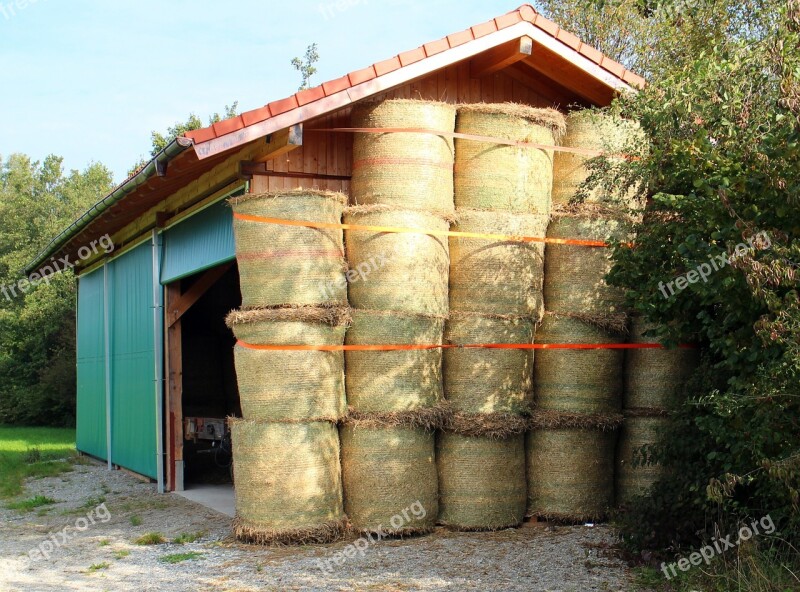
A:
231,419,345,544
231,190,347,308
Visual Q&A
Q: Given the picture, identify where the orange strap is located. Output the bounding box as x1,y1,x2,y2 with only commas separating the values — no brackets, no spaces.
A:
233,212,613,248
314,127,640,161
236,341,696,352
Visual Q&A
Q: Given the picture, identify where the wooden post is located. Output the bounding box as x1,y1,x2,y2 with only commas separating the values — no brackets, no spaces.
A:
165,283,184,492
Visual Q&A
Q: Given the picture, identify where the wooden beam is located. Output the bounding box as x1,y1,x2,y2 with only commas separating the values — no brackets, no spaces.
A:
79,125,306,273
165,283,183,492
238,161,351,182
470,35,533,78
167,263,232,328
520,49,615,106
504,62,590,108
252,124,303,164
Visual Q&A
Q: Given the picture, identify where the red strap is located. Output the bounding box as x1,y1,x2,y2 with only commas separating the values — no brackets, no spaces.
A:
233,212,616,248
313,127,640,161
236,340,696,352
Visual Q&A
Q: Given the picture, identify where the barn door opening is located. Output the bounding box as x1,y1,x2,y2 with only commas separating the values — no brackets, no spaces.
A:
165,262,241,492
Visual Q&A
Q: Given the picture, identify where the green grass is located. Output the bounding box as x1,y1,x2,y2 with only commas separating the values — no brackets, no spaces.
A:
87,562,110,572
159,551,203,564
113,550,130,560
6,494,58,511
172,531,205,544
0,426,76,498
129,515,142,526
98,539,110,547
134,532,166,545
78,495,106,510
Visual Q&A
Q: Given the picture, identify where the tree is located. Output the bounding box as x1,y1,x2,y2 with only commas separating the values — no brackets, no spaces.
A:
291,43,319,91
128,102,239,177
534,0,779,79
0,154,114,426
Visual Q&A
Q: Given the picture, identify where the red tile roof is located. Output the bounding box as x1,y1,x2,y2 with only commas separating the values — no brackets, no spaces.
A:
185,4,645,151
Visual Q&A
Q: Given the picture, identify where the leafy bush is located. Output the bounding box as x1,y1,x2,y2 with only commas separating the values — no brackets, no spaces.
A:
602,1,800,558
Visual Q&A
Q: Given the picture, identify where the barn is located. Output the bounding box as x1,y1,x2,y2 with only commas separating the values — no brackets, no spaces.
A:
26,4,645,503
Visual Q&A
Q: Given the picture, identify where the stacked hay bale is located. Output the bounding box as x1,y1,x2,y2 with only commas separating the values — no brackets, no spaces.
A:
529,110,645,523
341,99,456,535
616,317,699,505
439,104,566,531
227,190,349,544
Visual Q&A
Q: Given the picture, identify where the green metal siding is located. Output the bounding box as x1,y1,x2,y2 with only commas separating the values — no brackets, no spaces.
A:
75,269,107,460
109,242,158,479
160,199,237,285
76,192,244,481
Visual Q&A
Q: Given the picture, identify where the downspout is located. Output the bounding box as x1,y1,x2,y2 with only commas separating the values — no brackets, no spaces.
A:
151,229,165,493
103,262,112,471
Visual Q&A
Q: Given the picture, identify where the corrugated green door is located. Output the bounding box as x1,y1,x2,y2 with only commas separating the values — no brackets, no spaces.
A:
109,242,158,479
160,197,239,285
75,269,107,460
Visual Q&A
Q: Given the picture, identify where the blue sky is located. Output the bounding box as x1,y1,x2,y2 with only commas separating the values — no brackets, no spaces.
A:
0,0,521,182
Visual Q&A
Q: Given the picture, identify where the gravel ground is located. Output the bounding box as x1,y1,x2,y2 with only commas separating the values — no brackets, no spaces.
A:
0,459,650,592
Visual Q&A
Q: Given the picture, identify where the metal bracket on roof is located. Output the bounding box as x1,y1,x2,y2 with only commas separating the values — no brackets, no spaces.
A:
155,212,171,229
155,158,168,177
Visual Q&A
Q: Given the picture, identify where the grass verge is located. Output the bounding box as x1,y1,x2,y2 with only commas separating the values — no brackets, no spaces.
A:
0,426,76,499
6,494,57,511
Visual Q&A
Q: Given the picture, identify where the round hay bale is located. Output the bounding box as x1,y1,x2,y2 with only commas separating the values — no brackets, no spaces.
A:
436,432,526,531
230,190,347,308
454,104,566,214
543,207,632,314
444,312,534,416
552,110,647,208
231,419,346,544
351,99,456,217
226,307,349,422
526,426,615,522
340,423,438,535
624,317,699,411
344,206,450,316
345,309,444,414
615,416,669,506
449,209,549,318
533,313,625,415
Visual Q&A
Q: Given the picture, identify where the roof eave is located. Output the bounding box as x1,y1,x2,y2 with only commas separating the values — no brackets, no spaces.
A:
190,20,635,161
24,136,194,276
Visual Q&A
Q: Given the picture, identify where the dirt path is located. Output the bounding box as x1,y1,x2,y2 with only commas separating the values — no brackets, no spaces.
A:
0,460,647,591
